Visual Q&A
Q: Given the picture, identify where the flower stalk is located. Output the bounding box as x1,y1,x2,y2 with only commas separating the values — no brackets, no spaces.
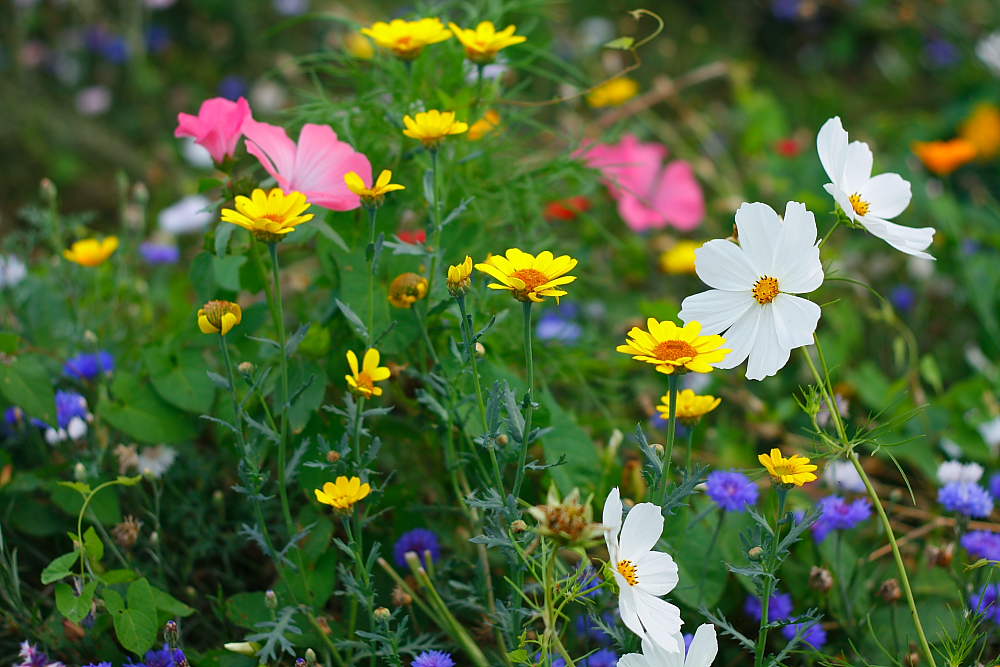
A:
266,242,295,540
659,373,680,502
513,300,534,497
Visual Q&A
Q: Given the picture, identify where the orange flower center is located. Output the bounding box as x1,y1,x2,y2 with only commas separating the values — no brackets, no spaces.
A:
512,268,550,292
848,193,870,217
356,372,375,391
652,339,697,361
617,559,639,586
752,276,780,305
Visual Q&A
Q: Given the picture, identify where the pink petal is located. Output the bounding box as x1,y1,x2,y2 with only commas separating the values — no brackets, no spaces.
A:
175,97,252,163
654,161,704,230
288,124,370,211
617,192,666,231
243,119,297,191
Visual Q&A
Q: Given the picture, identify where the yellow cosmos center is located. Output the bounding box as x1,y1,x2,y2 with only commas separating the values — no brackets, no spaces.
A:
752,276,780,305
849,193,870,216
653,339,697,361
617,559,639,586
512,268,550,291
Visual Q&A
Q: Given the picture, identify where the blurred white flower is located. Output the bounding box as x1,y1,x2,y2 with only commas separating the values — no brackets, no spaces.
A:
250,80,287,113
137,445,177,478
578,17,615,50
180,137,215,169
158,195,214,234
0,255,27,287
464,59,509,83
66,416,88,441
824,460,866,493
940,437,963,459
76,85,112,116
976,32,1000,77
978,417,1000,454
937,460,984,485
45,427,66,445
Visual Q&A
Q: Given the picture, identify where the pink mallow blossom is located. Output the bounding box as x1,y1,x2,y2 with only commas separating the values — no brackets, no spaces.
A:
242,120,371,211
175,97,252,164
575,134,704,232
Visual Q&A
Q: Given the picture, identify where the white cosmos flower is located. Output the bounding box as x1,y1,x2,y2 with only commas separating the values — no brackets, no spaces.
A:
618,625,718,667
136,445,178,478
937,460,984,485
817,116,934,259
678,201,824,381
603,487,682,653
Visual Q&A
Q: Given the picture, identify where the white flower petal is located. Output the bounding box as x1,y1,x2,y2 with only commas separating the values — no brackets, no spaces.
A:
817,117,848,186
734,202,782,274
771,294,821,350
617,585,646,642
635,551,679,596
713,305,762,369
633,590,683,653
603,487,623,561
679,290,755,337
841,140,873,193
641,636,684,667
824,183,857,223
857,216,935,259
693,240,757,291
774,203,823,293
618,654,651,667
746,306,791,381
685,625,719,667
619,502,664,561
861,172,911,220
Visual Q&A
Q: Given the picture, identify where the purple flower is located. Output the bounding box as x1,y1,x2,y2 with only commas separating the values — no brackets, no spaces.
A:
45,390,89,429
989,473,1000,501
5,406,24,426
218,76,249,101
146,25,170,53
574,611,614,645
706,470,759,512
534,653,565,667
962,531,1000,561
393,528,441,567
970,584,1000,624
925,37,960,67
140,242,181,265
744,592,793,622
781,621,827,648
65,351,115,380
84,663,113,667
536,303,582,344
412,651,455,667
771,0,802,20
143,644,186,667
889,285,916,313
812,496,871,542
583,649,617,667
939,482,994,518
17,642,63,667
683,633,694,652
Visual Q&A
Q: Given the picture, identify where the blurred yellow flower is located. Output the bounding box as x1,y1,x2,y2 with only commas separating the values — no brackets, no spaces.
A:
447,255,473,294
221,188,314,242
315,476,372,510
586,77,639,108
475,248,578,303
344,31,374,59
468,110,501,141
960,103,1000,160
912,138,977,176
345,169,405,207
361,18,451,59
387,272,428,308
659,240,701,275
759,448,817,486
616,319,730,375
63,237,119,267
346,348,391,398
449,21,526,63
656,389,721,422
402,110,468,148
198,300,242,336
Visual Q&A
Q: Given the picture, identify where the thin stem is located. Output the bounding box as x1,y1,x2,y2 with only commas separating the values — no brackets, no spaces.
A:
513,301,534,498
818,215,841,249
426,149,443,297
458,294,502,492
413,306,440,367
365,206,378,345
659,373,680,503
542,549,577,667
267,243,295,539
754,487,788,667
685,423,695,472
218,335,247,452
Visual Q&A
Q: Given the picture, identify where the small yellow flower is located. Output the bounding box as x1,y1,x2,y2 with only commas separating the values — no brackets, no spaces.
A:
447,255,474,295
468,110,501,141
344,31,375,59
345,169,405,207
402,110,469,148
361,18,451,60
198,300,242,336
659,240,701,275
387,272,428,308
616,319,730,375
586,77,639,108
315,476,372,511
220,188,314,243
912,138,977,176
960,103,1000,160
759,448,818,487
448,21,526,64
656,389,721,423
475,248,578,303
63,237,119,267
346,348,391,398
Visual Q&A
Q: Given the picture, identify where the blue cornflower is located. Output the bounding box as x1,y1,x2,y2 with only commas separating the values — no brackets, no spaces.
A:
970,584,1000,624
218,76,249,101
65,351,115,381
84,663,113,667
5,406,24,426
939,482,994,518
925,37,960,67
574,611,614,645
55,391,90,428
140,242,180,265
582,648,617,667
143,644,186,667
393,528,441,567
412,650,455,667
889,285,916,313
989,473,1000,501
781,621,827,648
962,531,1000,562
744,592,793,621
812,496,871,542
536,303,582,344
706,470,759,512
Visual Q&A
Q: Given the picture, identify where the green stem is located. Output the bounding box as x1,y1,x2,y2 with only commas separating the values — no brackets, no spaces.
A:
266,243,295,540
513,301,534,498
685,423,695,472
754,487,788,667
365,206,378,345
818,215,841,249
659,373,680,503
542,549,577,667
413,305,439,367
76,480,120,579
218,335,247,452
458,294,502,492
426,149,443,297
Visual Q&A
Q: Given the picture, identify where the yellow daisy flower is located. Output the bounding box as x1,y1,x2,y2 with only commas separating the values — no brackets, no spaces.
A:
586,77,639,108
960,103,1000,160
616,319,730,375
220,188,314,243
345,169,405,207
387,272,428,308
447,255,473,295
656,389,721,422
344,31,375,59
315,476,372,510
448,21,526,64
362,18,451,60
63,237,119,267
468,110,501,141
346,348,391,398
759,448,818,487
402,110,469,148
659,240,701,275
475,248,578,303
197,300,242,336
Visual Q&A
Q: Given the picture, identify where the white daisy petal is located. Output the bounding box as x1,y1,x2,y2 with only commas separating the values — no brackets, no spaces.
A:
603,487,623,560
641,636,685,667
774,203,823,293
685,625,719,667
679,289,755,336
633,590,683,653
771,294,821,350
825,183,857,223
618,502,664,561
817,116,848,186
693,240,757,291
617,585,646,642
618,654,651,667
713,305,762,369
746,306,791,380
841,140,873,193
635,550,679,596
861,172,911,220
858,216,935,259
734,202,782,274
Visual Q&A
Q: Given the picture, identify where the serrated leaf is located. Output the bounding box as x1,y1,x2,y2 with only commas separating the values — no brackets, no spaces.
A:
41,551,79,584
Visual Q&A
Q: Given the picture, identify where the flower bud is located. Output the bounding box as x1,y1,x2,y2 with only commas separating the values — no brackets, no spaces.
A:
305,649,317,667
391,585,412,607
373,607,391,622
40,178,58,203
265,589,277,609
113,515,143,550
238,361,254,375
295,659,306,667
475,341,486,357
878,578,902,603
904,648,920,667
387,273,429,308
198,300,242,336
651,443,665,456
809,566,833,593
84,330,98,344
224,642,259,656
326,450,342,463
74,462,87,481
164,620,179,646
510,519,528,533
496,434,509,446
747,546,765,561
926,542,954,568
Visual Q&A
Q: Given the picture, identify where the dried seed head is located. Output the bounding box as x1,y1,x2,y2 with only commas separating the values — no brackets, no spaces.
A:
809,566,833,593
112,515,143,550
878,578,902,603
391,585,412,607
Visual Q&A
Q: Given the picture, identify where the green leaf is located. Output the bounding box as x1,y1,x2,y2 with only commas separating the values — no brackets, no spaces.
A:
215,221,237,257
41,551,80,584
0,355,56,426
115,475,143,487
100,569,139,584
108,579,158,655
143,348,216,414
603,36,635,50
83,526,104,564
56,580,97,623
539,389,601,494
0,332,20,354
98,374,198,443
150,585,195,617
213,255,247,291
58,481,92,496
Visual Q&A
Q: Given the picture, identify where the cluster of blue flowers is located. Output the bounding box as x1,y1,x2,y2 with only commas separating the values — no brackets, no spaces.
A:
536,302,583,345
811,496,872,542
65,350,115,381
412,650,455,667
745,592,826,648
16,642,64,667
938,481,994,518
961,530,1000,561
140,242,181,265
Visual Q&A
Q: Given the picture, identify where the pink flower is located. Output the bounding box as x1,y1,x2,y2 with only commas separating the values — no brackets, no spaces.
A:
575,134,704,231
175,97,252,165
242,120,371,211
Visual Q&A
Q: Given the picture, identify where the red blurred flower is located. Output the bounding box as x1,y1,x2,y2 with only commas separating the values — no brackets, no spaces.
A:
398,229,426,244
544,196,591,222
775,138,802,158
